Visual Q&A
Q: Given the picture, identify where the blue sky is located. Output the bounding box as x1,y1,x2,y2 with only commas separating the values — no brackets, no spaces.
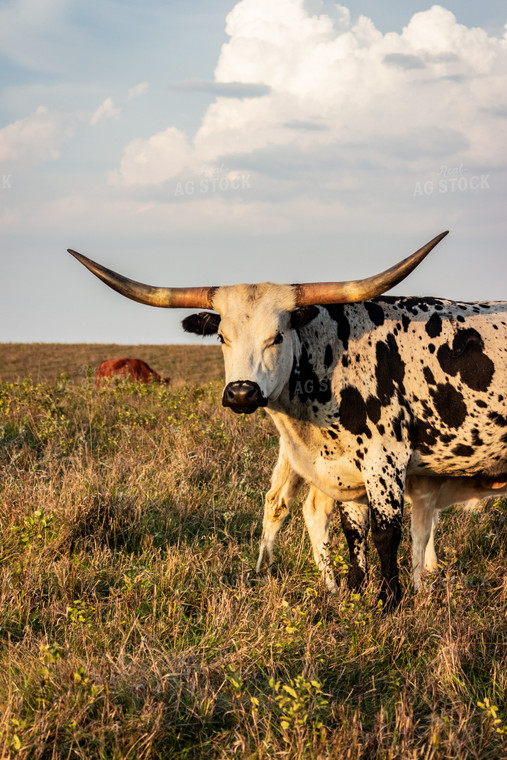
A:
1,0,506,344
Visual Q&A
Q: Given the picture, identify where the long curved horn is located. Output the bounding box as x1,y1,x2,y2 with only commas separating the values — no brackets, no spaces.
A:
293,231,449,306
67,249,216,309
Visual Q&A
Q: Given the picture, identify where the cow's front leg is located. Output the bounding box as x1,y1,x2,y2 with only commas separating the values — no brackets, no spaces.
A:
371,507,403,609
338,500,370,591
302,486,338,592
364,462,407,610
256,448,303,574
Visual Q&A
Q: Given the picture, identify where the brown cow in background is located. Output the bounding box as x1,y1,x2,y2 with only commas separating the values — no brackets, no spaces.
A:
95,358,170,387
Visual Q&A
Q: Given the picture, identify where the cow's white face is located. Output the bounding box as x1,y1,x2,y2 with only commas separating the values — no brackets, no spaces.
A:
214,284,297,409
182,283,319,413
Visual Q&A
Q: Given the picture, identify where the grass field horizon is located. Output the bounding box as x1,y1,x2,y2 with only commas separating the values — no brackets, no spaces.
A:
0,344,505,758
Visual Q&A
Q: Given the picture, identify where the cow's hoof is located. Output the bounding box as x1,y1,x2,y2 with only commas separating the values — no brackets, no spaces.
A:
346,569,367,593
377,586,402,613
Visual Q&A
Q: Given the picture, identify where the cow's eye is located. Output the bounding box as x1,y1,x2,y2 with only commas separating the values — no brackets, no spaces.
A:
218,334,225,344
272,332,284,346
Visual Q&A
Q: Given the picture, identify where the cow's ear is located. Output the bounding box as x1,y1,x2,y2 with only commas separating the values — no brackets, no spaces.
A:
182,311,221,336
290,306,320,330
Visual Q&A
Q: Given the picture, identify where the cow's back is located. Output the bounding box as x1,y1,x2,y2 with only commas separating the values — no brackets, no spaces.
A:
370,298,507,479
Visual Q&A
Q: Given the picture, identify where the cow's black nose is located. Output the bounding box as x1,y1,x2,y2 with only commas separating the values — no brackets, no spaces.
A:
222,381,268,413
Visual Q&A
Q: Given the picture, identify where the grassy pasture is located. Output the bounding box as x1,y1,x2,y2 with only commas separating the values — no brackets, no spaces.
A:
0,344,505,759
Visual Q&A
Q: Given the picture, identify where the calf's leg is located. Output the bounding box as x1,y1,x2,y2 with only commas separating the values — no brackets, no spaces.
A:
256,448,303,573
302,486,338,591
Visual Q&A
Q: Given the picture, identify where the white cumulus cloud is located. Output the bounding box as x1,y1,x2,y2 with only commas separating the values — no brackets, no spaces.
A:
90,97,121,126
0,105,73,164
110,1,507,189
109,126,191,187
128,82,149,101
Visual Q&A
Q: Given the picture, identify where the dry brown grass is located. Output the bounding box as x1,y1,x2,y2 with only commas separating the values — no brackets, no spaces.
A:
0,345,505,759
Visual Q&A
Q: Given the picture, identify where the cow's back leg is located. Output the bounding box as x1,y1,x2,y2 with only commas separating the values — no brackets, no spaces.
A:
302,487,338,592
409,491,439,590
256,448,303,573
424,511,439,573
338,500,370,591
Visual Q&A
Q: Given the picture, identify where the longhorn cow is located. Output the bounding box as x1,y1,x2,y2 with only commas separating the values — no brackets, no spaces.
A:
95,357,170,387
68,232,507,608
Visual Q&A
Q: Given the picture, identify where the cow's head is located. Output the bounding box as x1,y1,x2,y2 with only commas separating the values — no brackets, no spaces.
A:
181,284,321,413
68,232,448,413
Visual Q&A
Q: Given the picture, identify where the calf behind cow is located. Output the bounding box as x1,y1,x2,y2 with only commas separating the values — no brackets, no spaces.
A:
69,233,507,608
406,474,505,589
